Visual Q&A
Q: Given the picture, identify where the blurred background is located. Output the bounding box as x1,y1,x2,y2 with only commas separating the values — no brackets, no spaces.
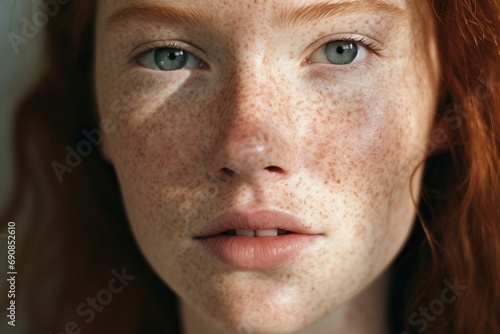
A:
1,1,47,332
1,0,47,212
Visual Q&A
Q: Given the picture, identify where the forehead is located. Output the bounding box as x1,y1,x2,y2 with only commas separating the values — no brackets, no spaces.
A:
98,0,414,29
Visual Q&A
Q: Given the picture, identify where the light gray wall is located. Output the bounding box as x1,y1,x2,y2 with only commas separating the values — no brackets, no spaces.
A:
1,1,47,332
1,0,46,212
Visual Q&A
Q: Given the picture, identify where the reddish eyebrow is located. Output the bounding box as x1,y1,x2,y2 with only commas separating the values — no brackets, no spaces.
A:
275,0,405,28
107,3,219,29
107,1,405,29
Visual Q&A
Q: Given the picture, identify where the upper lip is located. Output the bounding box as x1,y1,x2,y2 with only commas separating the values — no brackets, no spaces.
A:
195,209,321,237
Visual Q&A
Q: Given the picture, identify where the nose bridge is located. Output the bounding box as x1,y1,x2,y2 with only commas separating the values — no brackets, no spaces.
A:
209,63,296,182
222,22,285,125
226,70,276,133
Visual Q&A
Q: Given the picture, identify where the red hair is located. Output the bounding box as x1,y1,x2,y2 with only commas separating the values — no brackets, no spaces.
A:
397,0,500,332
2,0,498,332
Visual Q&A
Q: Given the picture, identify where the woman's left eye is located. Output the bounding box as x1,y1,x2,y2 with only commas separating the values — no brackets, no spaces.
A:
138,48,204,71
309,40,369,65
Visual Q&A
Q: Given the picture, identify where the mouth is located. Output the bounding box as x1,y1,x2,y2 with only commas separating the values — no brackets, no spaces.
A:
194,209,323,270
195,209,320,238
219,229,293,236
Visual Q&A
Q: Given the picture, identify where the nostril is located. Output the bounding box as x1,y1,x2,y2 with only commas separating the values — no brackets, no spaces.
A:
265,166,285,173
211,165,287,182
221,167,236,176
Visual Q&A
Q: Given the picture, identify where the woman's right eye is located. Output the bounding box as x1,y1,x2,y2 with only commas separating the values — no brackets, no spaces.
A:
138,48,204,71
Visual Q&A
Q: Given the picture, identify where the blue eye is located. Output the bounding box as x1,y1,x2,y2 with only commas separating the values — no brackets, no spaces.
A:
310,40,369,65
138,48,203,71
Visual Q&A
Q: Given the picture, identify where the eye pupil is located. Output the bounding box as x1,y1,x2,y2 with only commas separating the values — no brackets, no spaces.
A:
154,48,189,71
325,41,358,65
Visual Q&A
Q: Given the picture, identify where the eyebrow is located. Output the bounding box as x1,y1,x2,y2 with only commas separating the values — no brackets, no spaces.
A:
107,0,405,29
275,0,405,28
107,3,219,29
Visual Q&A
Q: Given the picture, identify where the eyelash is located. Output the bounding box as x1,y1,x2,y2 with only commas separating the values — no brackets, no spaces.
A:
129,35,384,71
336,35,383,56
304,35,384,64
129,40,207,67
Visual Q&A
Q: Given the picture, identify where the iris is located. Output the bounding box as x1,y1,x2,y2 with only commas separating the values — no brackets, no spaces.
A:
324,41,358,65
154,48,189,71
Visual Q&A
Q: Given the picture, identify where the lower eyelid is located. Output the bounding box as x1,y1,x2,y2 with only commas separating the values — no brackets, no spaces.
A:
307,61,374,78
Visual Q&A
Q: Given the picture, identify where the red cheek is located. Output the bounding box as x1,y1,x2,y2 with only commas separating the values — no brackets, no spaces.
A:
302,98,406,187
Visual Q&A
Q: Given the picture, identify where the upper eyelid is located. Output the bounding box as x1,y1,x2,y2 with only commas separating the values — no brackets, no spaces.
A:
129,40,206,64
302,34,385,62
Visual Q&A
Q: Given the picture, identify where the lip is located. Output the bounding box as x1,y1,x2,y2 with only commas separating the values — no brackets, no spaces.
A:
194,209,324,269
195,209,321,237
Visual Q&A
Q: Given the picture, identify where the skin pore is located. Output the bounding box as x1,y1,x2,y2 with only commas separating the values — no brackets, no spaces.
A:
94,0,440,333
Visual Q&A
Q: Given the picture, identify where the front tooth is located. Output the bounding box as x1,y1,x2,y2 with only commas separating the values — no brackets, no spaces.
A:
256,229,278,237
236,229,256,237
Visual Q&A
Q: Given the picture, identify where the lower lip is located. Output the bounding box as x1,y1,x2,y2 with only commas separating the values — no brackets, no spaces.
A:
195,234,321,269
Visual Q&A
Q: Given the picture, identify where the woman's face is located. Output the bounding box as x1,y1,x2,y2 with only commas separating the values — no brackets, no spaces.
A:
95,0,439,332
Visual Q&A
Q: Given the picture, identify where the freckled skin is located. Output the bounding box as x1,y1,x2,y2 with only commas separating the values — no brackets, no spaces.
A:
95,1,440,333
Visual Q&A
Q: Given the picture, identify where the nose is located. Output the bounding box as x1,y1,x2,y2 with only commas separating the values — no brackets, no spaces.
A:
208,76,297,183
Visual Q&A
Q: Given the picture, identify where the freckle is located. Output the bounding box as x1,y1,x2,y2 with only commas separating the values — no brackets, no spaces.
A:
354,224,366,237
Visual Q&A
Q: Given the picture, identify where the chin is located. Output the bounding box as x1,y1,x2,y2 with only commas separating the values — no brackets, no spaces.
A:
183,284,330,334
210,311,309,334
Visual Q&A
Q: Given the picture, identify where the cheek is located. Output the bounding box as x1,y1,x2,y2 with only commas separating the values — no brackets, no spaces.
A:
300,87,429,265
98,73,208,169
306,99,403,178
303,87,415,205
95,75,225,257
